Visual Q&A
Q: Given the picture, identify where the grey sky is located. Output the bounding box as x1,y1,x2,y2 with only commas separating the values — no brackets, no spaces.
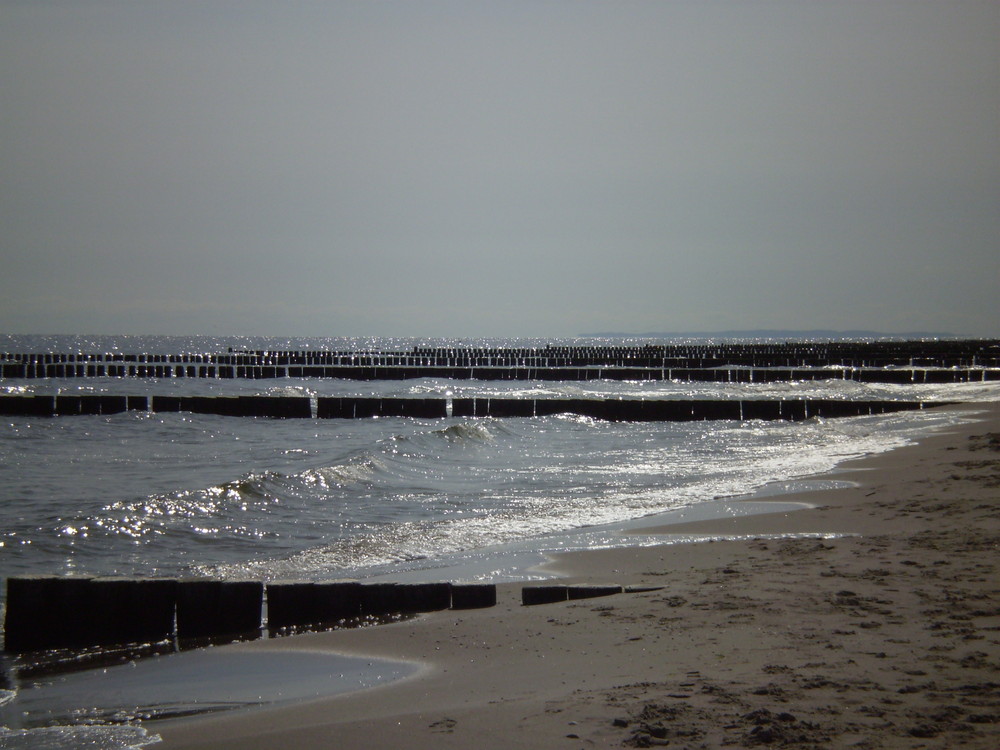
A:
2,1,997,338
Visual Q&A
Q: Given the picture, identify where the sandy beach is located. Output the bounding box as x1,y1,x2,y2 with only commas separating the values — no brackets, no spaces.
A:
156,403,999,749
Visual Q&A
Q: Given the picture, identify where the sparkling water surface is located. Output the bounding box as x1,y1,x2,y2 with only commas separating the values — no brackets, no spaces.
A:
1,334,995,587
1,334,997,748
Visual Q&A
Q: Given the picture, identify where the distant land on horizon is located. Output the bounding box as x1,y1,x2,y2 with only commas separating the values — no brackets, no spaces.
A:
578,329,962,340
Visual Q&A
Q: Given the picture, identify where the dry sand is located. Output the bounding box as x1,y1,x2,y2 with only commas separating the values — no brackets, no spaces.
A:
157,404,999,749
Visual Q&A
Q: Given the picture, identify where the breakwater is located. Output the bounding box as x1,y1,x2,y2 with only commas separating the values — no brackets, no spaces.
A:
2,576,498,654
0,395,942,421
1,341,998,382
2,574,661,654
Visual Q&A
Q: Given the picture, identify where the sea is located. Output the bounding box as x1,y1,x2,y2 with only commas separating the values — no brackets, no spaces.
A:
1,334,998,749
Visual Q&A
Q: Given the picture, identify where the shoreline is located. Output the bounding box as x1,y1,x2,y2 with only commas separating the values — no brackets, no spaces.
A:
153,402,1000,749
259,404,986,587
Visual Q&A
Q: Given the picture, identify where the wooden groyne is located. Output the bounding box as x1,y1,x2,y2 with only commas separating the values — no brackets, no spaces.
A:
2,363,996,384
0,395,945,421
1,574,655,654
1,341,997,383
2,576,499,653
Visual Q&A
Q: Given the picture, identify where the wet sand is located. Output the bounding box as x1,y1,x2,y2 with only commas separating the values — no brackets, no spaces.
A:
156,403,999,749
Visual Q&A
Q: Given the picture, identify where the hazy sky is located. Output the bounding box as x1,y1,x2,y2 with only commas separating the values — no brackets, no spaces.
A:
2,1,997,338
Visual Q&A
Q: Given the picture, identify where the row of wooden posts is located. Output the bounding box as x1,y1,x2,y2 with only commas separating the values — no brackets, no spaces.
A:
2,576,497,653
0,395,940,421
2,362,998,383
2,576,641,654
5,340,1000,368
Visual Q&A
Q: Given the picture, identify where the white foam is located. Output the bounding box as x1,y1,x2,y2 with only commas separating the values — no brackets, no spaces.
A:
0,724,160,750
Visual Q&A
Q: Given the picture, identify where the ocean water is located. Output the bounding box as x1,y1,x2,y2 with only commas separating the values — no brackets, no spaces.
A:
1,334,997,748
3,334,995,589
